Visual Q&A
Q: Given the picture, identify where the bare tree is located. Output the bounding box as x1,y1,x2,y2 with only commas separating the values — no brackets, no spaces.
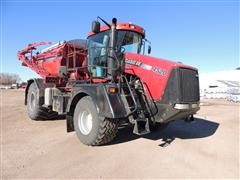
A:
0,73,21,85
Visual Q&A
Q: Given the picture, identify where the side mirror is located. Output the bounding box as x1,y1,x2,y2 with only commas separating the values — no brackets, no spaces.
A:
148,45,151,54
92,21,100,33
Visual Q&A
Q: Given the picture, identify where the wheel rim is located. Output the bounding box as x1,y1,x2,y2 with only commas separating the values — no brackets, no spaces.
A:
30,92,35,111
78,110,93,135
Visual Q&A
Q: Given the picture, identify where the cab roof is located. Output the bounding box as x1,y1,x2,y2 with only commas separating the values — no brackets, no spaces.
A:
88,22,145,38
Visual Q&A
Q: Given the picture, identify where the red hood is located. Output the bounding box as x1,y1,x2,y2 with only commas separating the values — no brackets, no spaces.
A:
124,53,197,72
124,53,198,100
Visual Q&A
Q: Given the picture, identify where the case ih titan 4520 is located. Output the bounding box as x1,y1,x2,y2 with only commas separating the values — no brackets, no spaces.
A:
18,17,200,146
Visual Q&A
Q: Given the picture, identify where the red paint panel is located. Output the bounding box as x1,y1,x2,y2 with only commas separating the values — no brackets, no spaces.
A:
124,53,197,100
88,22,145,37
40,57,62,76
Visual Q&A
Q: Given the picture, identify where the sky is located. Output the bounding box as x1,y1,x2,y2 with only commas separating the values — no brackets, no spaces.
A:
1,0,239,82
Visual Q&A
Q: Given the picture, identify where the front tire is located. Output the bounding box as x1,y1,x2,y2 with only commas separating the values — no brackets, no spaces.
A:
73,96,118,146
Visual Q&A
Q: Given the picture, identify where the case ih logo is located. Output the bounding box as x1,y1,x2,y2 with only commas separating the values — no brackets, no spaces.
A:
125,59,142,66
125,58,167,76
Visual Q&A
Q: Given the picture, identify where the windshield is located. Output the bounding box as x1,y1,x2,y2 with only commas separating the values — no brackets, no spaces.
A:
117,31,142,54
87,30,143,54
87,30,143,77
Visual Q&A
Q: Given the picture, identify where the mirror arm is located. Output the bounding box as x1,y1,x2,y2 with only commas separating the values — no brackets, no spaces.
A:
143,38,152,54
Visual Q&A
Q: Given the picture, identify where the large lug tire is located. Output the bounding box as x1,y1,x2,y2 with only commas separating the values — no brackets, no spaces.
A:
73,96,118,146
27,83,58,120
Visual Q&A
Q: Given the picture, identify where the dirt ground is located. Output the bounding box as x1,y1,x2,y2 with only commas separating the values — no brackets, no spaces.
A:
1,89,239,179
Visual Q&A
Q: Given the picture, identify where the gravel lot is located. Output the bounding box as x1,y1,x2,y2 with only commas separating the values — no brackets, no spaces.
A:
1,89,239,179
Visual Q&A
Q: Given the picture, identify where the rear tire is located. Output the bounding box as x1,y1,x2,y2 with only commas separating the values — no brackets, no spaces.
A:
73,96,118,146
27,83,58,120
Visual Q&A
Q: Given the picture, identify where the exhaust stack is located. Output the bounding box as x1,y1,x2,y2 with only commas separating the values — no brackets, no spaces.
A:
107,18,118,80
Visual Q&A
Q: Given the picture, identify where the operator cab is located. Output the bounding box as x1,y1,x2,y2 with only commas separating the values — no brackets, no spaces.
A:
87,23,145,54
87,22,147,78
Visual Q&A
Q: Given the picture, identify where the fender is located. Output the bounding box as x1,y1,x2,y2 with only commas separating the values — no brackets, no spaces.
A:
66,83,128,132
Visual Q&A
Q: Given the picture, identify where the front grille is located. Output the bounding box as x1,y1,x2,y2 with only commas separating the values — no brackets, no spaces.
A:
179,68,200,102
162,67,200,103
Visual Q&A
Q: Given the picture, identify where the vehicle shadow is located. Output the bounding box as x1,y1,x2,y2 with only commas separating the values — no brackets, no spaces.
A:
36,115,66,121
53,115,66,120
109,118,220,146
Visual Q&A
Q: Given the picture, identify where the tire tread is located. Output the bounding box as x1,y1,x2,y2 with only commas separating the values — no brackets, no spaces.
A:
92,118,118,146
27,83,58,120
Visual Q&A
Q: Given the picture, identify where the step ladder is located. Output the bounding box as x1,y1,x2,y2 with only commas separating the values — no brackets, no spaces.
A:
119,76,150,135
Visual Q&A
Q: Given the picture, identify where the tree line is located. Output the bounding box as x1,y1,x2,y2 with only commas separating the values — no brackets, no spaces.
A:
0,73,21,85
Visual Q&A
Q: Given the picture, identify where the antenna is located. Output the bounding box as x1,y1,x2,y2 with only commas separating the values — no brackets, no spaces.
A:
97,16,111,28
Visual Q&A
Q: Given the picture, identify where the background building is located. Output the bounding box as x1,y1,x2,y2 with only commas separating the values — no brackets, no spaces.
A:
199,68,240,102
